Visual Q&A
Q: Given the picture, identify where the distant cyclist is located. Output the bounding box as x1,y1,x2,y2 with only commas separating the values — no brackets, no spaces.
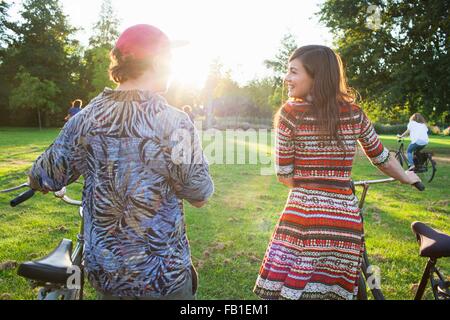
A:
398,113,429,169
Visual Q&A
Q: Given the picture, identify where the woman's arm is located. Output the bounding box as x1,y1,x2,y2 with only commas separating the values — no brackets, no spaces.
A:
398,129,410,138
377,156,420,185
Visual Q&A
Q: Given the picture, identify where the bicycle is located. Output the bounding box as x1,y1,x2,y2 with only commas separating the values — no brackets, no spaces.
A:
353,178,450,300
393,137,437,183
1,183,84,300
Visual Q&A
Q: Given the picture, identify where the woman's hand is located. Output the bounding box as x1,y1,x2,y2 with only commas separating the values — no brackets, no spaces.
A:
404,170,421,185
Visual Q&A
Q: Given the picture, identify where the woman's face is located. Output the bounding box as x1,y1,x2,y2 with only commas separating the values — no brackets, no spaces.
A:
284,58,314,99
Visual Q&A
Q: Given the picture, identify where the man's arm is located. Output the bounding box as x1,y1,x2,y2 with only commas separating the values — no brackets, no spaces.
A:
164,113,214,204
28,117,84,192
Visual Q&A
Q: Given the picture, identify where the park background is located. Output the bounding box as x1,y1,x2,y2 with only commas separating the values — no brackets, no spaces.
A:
0,0,449,300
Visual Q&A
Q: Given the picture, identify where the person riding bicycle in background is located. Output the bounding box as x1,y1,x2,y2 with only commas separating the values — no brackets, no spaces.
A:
64,99,83,122
397,113,429,170
28,24,214,300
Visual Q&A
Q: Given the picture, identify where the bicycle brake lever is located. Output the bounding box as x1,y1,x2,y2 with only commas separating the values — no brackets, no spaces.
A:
0,183,30,193
54,187,67,198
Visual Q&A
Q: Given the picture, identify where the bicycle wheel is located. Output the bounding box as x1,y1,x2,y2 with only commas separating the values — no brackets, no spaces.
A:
63,288,82,300
394,151,408,169
360,249,385,300
416,155,437,183
357,271,368,300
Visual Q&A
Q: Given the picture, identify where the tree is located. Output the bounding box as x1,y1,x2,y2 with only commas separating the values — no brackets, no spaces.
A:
82,46,116,99
263,33,298,111
243,78,276,116
264,33,298,87
318,0,449,123
0,0,82,126
81,0,120,99
88,0,120,48
9,69,60,129
0,0,12,50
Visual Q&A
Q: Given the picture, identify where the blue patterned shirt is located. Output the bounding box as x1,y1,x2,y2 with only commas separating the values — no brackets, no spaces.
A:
30,88,214,296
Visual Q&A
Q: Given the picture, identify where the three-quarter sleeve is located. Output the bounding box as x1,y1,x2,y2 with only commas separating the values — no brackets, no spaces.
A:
29,118,85,191
275,104,297,177
357,109,390,166
166,114,214,202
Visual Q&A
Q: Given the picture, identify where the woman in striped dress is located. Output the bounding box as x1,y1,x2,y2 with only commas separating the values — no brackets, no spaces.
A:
254,45,421,300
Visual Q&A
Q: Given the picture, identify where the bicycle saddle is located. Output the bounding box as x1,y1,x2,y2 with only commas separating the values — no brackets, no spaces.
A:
17,239,74,285
411,222,450,259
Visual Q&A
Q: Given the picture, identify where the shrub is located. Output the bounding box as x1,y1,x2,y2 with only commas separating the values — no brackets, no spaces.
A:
429,125,441,135
443,127,450,136
373,123,407,135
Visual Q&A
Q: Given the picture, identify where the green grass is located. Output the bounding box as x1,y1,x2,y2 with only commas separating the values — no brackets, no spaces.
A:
0,127,448,300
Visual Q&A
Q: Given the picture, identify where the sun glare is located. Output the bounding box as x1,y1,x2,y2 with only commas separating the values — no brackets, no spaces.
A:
170,41,211,89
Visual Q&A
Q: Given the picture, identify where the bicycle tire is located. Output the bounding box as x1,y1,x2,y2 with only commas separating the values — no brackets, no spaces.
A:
357,268,368,300
394,151,408,170
417,156,437,183
63,288,81,300
361,250,386,300
426,159,437,183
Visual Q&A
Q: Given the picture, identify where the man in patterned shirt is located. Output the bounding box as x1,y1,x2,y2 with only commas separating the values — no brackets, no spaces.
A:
28,24,214,299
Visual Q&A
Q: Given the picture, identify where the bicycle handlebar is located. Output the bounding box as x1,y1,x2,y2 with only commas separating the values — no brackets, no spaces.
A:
353,177,425,191
2,183,81,207
60,195,82,206
3,174,425,208
10,189,35,207
413,181,425,191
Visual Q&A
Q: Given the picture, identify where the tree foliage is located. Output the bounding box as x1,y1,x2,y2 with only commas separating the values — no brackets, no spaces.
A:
9,69,60,128
88,0,120,49
0,0,82,126
81,0,120,99
318,0,449,123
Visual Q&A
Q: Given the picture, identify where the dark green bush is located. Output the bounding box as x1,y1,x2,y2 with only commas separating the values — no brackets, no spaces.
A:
373,123,407,135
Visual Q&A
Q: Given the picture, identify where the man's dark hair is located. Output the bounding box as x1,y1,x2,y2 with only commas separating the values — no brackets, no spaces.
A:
109,47,154,84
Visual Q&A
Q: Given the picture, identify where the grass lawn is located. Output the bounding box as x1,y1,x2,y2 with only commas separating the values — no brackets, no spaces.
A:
0,127,448,300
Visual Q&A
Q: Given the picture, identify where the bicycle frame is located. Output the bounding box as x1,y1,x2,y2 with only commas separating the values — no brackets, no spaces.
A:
395,138,409,168
353,178,448,300
353,178,395,300
2,184,84,300
414,258,445,300
39,193,84,300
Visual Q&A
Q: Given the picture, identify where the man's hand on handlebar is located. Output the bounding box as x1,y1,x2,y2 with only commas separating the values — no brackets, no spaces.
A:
27,176,49,194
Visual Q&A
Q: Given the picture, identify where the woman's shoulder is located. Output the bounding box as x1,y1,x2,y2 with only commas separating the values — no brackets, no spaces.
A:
339,101,363,113
283,98,311,114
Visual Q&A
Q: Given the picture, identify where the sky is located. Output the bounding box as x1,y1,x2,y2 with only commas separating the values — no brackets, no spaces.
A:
9,0,334,88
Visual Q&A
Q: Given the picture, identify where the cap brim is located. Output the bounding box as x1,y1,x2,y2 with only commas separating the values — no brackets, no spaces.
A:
170,40,190,48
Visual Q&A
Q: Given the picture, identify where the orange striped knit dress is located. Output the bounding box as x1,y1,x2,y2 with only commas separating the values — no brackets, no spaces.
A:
254,99,390,300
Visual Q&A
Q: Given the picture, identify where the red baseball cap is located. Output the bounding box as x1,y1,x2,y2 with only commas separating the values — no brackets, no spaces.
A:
115,24,187,59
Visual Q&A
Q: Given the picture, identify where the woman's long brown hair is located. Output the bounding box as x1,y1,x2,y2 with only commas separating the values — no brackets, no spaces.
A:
410,113,427,124
275,45,356,150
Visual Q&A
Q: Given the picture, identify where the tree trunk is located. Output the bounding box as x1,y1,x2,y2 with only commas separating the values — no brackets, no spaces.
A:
37,107,42,131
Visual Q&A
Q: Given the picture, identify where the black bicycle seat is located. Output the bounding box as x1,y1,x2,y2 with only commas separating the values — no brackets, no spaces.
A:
411,222,450,259
17,239,74,285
